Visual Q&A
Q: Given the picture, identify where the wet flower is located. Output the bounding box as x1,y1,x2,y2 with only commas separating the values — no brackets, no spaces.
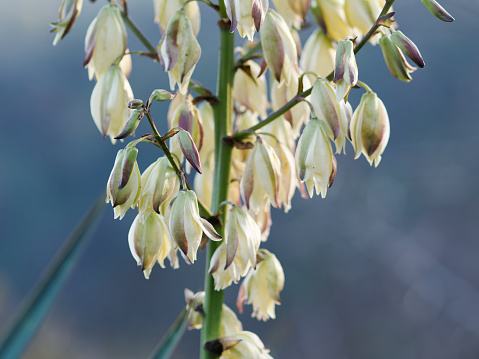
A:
350,91,390,166
84,4,127,80
90,65,134,143
51,0,83,46
128,212,172,279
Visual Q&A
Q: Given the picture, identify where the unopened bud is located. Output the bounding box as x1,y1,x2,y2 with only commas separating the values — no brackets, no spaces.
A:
390,31,425,68
115,109,144,140
51,0,83,46
421,0,454,22
333,39,358,102
178,129,202,174
118,147,139,190
379,34,416,82
128,99,144,109
150,89,177,102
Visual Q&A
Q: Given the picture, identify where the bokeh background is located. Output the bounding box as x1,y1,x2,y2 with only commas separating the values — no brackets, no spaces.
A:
1,0,479,358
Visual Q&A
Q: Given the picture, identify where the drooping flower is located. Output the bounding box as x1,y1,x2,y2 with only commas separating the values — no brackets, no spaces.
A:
237,249,284,321
379,34,417,82
84,4,127,80
300,29,336,78
169,190,221,263
314,0,351,42
207,331,273,359
158,9,201,95
51,0,83,46
333,39,358,102
345,0,385,37
106,147,141,220
128,212,172,279
350,91,390,167
271,0,309,29
90,65,134,143
153,0,201,35
225,0,269,41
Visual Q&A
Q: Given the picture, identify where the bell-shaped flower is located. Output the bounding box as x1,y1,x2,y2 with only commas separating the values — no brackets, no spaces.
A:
158,9,201,95
225,0,268,41
139,157,180,217
314,0,351,42
295,119,337,198
270,67,311,138
300,29,336,78
153,0,201,35
237,249,284,321
350,91,390,167
311,78,348,153
271,0,309,29
106,147,141,219
333,39,358,102
345,0,385,37
240,137,282,213
379,34,417,82
90,65,134,143
84,4,127,80
186,290,243,335
128,212,172,279
169,190,221,263
51,0,83,46
260,10,298,86
233,60,268,119
209,242,238,290
208,331,272,359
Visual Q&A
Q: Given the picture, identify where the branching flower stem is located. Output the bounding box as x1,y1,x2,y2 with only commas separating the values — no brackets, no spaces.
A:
234,0,396,142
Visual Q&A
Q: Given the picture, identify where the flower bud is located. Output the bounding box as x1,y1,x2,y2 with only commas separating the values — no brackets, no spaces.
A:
178,129,202,174
106,148,141,219
208,331,272,359
311,79,342,141
379,34,417,82
51,0,83,46
233,60,268,119
240,137,282,212
115,109,144,140
271,0,309,29
350,92,390,167
421,0,454,22
153,0,201,35
300,29,336,78
169,190,221,263
90,65,134,143
260,10,298,86
390,30,425,68
237,249,284,321
314,0,351,42
150,89,177,102
295,119,336,198
128,99,144,109
139,157,180,216
225,0,268,41
158,9,201,95
119,51,132,78
128,212,172,279
84,4,127,80
333,39,358,102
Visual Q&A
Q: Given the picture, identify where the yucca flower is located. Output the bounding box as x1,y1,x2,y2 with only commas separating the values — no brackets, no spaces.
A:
209,331,273,359
233,60,268,119
153,0,200,35
51,0,83,46
300,29,336,78
225,0,268,41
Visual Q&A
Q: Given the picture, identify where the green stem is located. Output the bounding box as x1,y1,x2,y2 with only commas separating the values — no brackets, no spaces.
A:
121,12,157,55
200,3,235,359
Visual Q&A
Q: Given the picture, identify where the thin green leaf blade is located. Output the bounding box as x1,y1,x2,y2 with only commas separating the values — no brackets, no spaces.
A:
0,194,105,359
148,308,189,359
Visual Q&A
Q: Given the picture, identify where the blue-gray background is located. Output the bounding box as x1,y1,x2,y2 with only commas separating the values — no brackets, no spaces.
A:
1,1,479,358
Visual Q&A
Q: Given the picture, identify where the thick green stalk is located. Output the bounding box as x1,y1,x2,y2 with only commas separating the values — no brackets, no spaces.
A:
200,4,235,359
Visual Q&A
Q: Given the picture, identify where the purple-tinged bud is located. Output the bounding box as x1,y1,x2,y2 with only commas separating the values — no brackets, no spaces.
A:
260,10,298,86
350,92,390,167
421,0,454,22
115,109,144,140
379,34,416,82
178,129,202,174
390,31,425,68
333,39,358,102
128,99,143,109
225,0,268,41
51,0,83,46
311,79,341,140
106,148,141,219
150,89,177,102
158,10,201,95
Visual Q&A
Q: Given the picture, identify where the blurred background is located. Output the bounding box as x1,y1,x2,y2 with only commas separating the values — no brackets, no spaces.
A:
1,0,479,358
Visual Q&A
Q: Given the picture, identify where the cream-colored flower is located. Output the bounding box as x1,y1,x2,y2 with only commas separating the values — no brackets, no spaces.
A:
237,249,284,321
158,9,201,94
300,29,336,78
345,0,385,37
350,91,390,166
260,10,298,86
295,119,337,198
90,65,134,143
216,331,273,359
153,0,200,35
198,101,215,161
271,0,309,29
128,212,172,279
240,137,281,212
314,0,351,42
84,4,127,80
233,60,268,119
333,39,358,102
106,147,141,219
51,0,83,46
169,190,221,263
225,0,268,41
